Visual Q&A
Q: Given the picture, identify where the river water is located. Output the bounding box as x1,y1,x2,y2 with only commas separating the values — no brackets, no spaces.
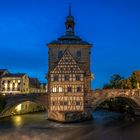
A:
0,110,140,140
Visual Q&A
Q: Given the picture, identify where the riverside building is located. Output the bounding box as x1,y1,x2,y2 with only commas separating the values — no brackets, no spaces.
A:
46,5,94,122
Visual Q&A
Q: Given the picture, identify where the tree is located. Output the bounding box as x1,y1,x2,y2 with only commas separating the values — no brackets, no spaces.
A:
103,74,124,89
110,74,124,89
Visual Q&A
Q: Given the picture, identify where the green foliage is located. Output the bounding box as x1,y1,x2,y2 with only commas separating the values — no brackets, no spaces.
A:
0,95,6,113
103,74,124,89
120,71,140,89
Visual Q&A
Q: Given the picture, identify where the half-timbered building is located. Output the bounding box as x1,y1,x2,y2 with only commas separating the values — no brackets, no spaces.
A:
46,5,94,122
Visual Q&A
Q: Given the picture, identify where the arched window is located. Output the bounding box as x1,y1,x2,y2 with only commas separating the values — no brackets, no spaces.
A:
68,25,73,32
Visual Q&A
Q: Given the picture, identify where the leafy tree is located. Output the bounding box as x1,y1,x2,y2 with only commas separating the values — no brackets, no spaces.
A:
103,74,124,89
110,74,124,89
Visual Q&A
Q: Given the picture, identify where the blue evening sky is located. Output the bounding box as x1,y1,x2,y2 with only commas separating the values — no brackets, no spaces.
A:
0,0,140,89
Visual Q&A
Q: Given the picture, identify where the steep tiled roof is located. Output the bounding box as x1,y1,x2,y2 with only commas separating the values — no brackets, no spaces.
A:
2,73,26,78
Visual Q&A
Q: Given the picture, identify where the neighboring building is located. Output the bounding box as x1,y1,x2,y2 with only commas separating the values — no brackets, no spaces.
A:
40,83,47,93
46,5,93,122
0,73,29,94
0,69,9,90
29,78,40,93
29,78,46,93
0,69,47,94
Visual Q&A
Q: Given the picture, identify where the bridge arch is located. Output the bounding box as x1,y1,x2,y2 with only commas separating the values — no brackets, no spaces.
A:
92,95,140,114
1,96,48,117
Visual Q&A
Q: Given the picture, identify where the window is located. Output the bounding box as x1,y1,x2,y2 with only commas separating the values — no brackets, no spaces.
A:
60,101,63,105
65,59,69,63
4,83,8,89
54,75,59,81
76,101,80,106
65,75,69,81
65,67,69,71
70,68,73,71
64,101,68,106
58,51,63,59
59,87,63,92
53,87,57,92
10,83,13,89
52,101,55,106
77,87,81,92
76,75,80,81
67,87,72,92
76,51,81,59
15,83,18,88
68,25,73,32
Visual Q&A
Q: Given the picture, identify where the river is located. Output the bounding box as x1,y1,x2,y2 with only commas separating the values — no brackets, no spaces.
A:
0,110,140,140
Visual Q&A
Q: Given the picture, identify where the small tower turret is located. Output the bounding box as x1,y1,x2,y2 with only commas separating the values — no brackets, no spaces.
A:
65,3,75,35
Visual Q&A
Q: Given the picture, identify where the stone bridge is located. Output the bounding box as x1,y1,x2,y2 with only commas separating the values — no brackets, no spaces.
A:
0,93,48,117
1,89,140,118
91,89,140,115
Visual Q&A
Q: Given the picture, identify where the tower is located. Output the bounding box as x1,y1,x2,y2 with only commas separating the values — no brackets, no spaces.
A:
46,4,93,122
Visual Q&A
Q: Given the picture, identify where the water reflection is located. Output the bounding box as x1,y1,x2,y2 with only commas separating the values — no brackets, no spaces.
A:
0,111,140,140
12,115,22,127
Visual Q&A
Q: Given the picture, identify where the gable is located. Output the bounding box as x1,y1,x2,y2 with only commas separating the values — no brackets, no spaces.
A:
50,49,84,74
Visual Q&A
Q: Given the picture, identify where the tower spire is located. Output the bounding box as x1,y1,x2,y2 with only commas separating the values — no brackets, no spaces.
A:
65,1,75,35
69,2,72,16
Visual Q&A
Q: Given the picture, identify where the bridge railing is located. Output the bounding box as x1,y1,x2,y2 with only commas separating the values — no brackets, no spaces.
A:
91,89,140,100
1,92,48,98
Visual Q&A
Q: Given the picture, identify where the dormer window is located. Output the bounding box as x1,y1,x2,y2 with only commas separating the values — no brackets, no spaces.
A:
58,51,63,59
76,51,81,59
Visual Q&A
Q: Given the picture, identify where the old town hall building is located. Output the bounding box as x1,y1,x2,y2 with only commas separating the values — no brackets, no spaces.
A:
47,5,93,122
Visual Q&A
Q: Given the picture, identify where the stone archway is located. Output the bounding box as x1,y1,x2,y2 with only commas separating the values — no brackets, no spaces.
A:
1,99,47,117
92,96,140,115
